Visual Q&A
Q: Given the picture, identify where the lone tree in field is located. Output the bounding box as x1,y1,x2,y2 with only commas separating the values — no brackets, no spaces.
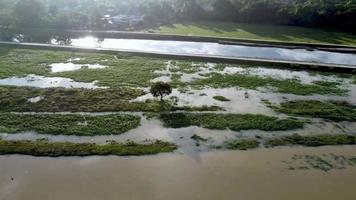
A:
150,82,172,102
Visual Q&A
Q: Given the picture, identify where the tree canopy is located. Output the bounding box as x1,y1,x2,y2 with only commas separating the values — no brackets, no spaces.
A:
0,0,355,32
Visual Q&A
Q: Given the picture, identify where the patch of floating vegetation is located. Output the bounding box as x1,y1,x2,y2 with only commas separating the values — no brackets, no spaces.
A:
275,100,356,121
0,113,141,136
284,154,356,172
226,139,260,150
159,113,305,131
191,134,208,146
190,73,347,96
0,86,221,112
0,74,106,89
0,139,177,157
266,134,356,147
213,96,230,102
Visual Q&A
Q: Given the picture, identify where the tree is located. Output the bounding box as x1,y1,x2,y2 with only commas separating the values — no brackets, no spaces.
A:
13,0,46,28
150,82,172,102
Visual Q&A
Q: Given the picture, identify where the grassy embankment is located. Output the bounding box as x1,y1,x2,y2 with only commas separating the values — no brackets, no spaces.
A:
0,113,140,136
151,21,356,46
274,100,356,121
0,139,177,157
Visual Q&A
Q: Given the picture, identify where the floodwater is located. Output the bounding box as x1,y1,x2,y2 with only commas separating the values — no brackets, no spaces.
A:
1,146,356,200
135,62,356,113
0,74,106,89
49,62,107,73
66,37,356,66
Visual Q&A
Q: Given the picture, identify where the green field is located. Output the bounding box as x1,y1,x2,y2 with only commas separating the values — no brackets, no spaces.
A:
151,21,356,46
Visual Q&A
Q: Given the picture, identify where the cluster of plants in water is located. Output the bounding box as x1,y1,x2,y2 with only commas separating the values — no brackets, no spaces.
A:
0,139,177,157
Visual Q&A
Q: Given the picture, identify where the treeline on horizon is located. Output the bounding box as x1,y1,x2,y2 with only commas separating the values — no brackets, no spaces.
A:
0,0,355,32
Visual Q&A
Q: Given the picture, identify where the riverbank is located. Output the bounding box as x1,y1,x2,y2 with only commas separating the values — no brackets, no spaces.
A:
150,21,356,47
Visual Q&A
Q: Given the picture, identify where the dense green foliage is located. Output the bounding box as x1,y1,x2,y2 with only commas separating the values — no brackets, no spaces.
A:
0,113,140,136
0,139,177,157
0,0,355,32
267,134,356,147
150,82,172,101
276,100,356,121
191,73,347,96
159,113,305,131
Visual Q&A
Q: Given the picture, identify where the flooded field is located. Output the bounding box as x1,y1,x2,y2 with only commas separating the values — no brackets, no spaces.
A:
2,146,356,200
0,46,355,199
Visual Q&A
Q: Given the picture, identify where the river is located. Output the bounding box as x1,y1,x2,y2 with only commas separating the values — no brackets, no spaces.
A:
1,146,356,200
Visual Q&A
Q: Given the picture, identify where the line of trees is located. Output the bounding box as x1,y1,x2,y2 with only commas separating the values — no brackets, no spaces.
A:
0,0,355,32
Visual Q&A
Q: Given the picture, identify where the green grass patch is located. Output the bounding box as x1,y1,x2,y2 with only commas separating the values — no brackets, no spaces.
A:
0,86,221,112
275,100,356,121
152,21,356,46
0,113,140,136
213,96,230,102
267,134,356,147
0,47,166,88
159,113,304,131
226,139,259,150
191,73,347,96
0,139,177,157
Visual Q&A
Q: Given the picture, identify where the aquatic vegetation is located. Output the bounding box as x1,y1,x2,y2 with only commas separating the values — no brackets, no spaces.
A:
159,113,305,131
0,113,141,136
191,134,208,142
0,139,177,157
275,100,356,121
213,96,230,102
169,61,204,74
226,139,260,150
191,73,347,95
266,134,356,147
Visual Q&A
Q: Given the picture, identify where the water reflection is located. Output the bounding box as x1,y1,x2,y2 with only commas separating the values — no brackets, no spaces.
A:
0,74,105,89
69,38,356,66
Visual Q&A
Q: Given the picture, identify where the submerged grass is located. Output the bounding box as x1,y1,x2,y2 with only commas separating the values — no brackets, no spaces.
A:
0,139,177,157
266,134,356,147
159,113,305,131
191,73,347,96
0,113,141,136
275,100,356,121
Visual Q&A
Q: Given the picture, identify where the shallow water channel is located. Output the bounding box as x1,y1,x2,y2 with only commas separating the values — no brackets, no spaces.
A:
64,37,356,66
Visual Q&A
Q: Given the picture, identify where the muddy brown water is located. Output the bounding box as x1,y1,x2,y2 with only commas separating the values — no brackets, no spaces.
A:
1,146,356,200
